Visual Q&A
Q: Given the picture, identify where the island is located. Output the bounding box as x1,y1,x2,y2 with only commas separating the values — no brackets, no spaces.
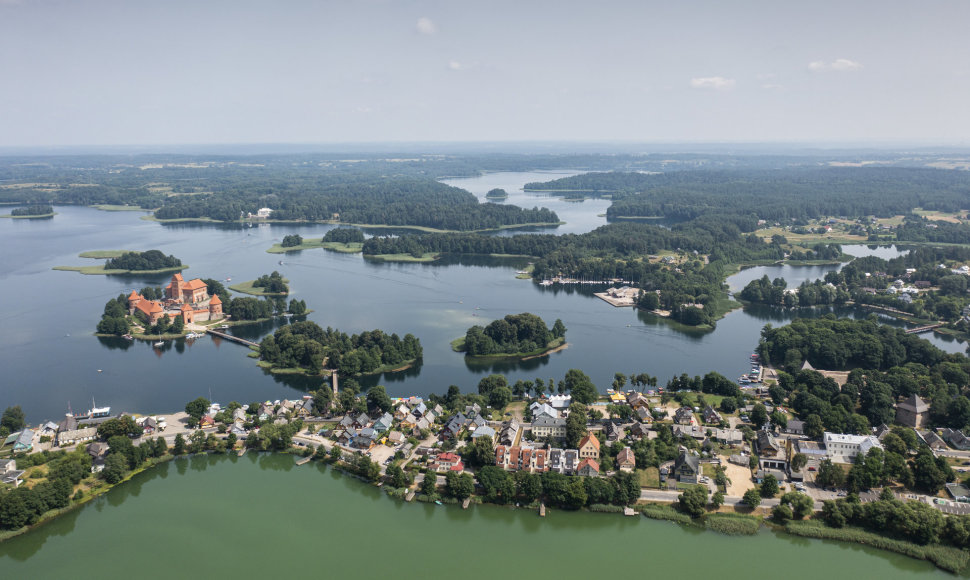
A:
485,188,509,200
266,229,365,254
54,249,187,275
257,320,423,376
229,271,289,296
452,312,566,358
0,204,55,218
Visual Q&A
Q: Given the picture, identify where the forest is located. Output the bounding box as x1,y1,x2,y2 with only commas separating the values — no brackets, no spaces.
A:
323,227,365,243
527,168,970,222
9,204,53,216
103,250,182,271
460,313,565,356
258,320,423,376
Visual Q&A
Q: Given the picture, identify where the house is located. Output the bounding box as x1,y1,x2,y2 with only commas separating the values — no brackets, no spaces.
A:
917,430,948,451
604,422,625,442
713,428,744,446
824,432,883,463
617,447,635,472
353,413,371,429
442,415,466,439
548,394,572,410
562,449,579,474
232,407,248,423
628,423,651,441
199,415,215,428
39,421,59,438
785,420,805,436
636,407,653,422
413,402,428,417
896,394,929,429
12,429,33,452
472,425,496,441
673,451,701,484
672,424,706,440
58,415,79,433
626,392,650,409
577,458,600,477
432,404,444,416
338,415,355,430
702,406,722,425
141,417,158,435
757,431,787,472
468,414,488,432
940,428,970,450
463,403,482,417
0,459,25,487
674,407,694,425
87,441,109,461
337,427,358,446
578,431,600,460
394,404,410,421
435,452,464,473
56,427,97,447
532,416,567,439
230,422,248,437
414,417,432,433
294,400,314,419
530,402,558,420
499,420,520,446
387,431,406,446
373,413,393,433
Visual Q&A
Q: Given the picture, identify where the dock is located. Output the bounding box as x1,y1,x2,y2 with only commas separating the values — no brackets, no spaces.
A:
295,457,312,466
539,502,546,517
462,498,470,509
405,490,416,502
237,448,247,457
623,507,636,516
905,323,943,334
207,329,261,348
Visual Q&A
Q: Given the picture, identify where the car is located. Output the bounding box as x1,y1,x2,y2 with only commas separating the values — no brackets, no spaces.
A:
837,491,847,497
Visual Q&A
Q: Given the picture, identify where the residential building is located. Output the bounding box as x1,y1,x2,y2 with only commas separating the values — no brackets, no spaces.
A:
577,458,599,477
12,429,33,452
673,451,701,484
941,428,970,450
0,459,25,487
532,416,567,439
917,430,948,451
617,447,635,472
578,431,600,460
56,427,97,447
785,420,805,436
530,402,558,420
674,407,694,425
702,406,722,424
472,425,496,441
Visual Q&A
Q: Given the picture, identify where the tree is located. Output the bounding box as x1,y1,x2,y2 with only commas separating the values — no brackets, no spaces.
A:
477,374,508,397
565,403,588,448
184,397,211,423
710,490,724,509
769,411,787,429
750,403,768,429
366,385,392,414
445,471,475,500
489,386,512,410
679,485,709,517
329,446,342,463
171,313,184,334
465,436,495,469
912,447,948,494
173,433,186,455
100,453,127,484
312,389,333,415
772,504,793,522
386,464,411,488
565,369,598,404
780,491,814,520
719,397,737,414
0,406,25,433
815,459,845,489
421,473,438,497
760,474,779,499
804,414,825,439
742,488,761,507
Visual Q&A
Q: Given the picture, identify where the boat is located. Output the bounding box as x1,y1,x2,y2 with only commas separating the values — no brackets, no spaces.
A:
122,334,133,340
434,500,443,505
71,399,111,420
278,260,284,265
153,341,164,347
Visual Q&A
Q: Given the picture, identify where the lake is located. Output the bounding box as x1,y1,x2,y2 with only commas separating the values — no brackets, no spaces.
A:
0,454,948,579
0,172,962,424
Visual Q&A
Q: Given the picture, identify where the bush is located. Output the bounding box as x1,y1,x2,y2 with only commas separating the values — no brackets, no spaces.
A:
638,504,693,525
706,513,761,535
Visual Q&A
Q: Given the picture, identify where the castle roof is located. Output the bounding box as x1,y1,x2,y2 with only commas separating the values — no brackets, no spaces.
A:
182,279,207,291
135,299,163,316
128,290,141,300
209,294,222,305
172,273,184,282
180,303,194,312
898,394,929,414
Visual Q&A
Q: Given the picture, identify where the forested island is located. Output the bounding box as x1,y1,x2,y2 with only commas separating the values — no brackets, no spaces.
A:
54,249,186,275
485,188,508,199
230,271,289,296
258,320,423,376
453,313,566,358
268,228,366,254
1,204,55,218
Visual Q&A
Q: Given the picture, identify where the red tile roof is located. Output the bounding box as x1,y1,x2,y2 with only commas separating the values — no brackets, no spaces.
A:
182,279,207,291
209,294,222,305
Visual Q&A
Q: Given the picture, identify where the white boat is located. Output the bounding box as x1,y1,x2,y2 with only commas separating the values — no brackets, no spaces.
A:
153,341,164,347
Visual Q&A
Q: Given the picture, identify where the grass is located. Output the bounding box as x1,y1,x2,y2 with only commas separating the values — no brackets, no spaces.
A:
637,504,694,525
229,279,290,296
705,513,761,535
78,250,131,259
53,264,187,275
256,361,315,375
515,263,535,279
784,520,969,574
364,252,439,263
637,467,660,488
0,212,56,219
141,215,221,223
266,239,364,254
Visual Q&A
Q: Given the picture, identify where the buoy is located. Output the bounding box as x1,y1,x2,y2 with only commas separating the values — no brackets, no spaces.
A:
97,369,103,373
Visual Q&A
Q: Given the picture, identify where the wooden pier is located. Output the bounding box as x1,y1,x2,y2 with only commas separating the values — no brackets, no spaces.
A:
295,457,312,466
207,329,261,348
905,323,943,334
623,507,636,516
237,448,247,457
405,490,416,502
462,498,470,509
539,503,546,517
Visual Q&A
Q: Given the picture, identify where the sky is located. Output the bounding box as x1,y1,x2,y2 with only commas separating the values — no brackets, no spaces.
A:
1,0,969,147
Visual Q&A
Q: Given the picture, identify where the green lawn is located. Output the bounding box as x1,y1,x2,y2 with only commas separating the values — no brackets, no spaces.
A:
266,239,363,254
638,467,660,488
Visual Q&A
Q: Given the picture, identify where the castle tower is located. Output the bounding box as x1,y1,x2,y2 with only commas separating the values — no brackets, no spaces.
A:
208,293,223,318
166,273,185,301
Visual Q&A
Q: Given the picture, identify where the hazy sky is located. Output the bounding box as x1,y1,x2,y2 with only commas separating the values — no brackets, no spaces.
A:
1,0,969,147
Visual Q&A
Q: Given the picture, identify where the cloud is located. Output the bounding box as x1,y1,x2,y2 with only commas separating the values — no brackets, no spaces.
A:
448,60,464,71
689,76,736,91
809,58,862,72
416,17,436,35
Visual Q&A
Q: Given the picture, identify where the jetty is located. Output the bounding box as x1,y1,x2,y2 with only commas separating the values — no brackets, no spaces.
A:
295,457,312,466
462,498,470,509
237,448,247,457
905,323,943,334
623,507,636,516
207,329,260,348
405,490,416,502
539,502,546,517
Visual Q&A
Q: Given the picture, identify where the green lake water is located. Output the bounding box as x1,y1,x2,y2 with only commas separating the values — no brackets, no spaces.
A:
0,454,949,579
